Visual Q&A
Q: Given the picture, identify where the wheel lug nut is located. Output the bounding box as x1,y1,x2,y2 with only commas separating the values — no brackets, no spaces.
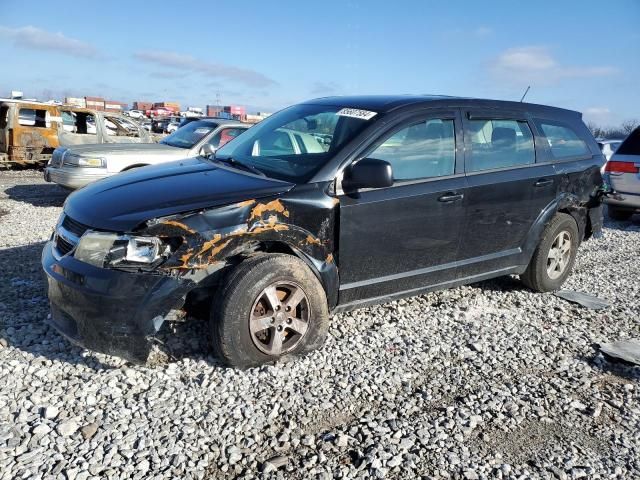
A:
277,325,283,331
285,306,291,312
287,318,292,324
270,317,275,324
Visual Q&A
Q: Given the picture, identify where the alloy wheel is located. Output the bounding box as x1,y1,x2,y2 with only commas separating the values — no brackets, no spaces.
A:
249,281,310,356
547,231,572,280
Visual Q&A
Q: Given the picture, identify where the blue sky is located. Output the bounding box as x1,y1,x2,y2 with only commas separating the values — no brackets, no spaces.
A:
0,0,638,126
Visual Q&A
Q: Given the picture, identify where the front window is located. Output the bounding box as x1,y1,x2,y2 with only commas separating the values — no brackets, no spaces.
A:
160,120,220,149
215,104,379,182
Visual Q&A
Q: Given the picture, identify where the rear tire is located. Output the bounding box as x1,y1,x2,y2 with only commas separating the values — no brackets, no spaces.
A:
211,254,329,367
520,213,579,292
608,206,633,221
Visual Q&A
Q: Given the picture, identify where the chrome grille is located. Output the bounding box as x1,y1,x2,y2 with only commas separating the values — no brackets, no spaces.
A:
54,214,88,257
61,215,89,237
55,235,75,256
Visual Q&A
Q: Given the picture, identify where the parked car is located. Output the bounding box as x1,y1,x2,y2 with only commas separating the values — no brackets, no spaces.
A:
602,127,640,220
151,117,171,134
596,138,623,161
147,107,174,118
165,117,181,134
126,109,146,119
0,100,151,167
42,95,604,366
44,119,248,189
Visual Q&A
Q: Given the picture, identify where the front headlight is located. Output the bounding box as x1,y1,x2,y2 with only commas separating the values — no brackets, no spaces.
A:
63,153,106,168
74,231,172,268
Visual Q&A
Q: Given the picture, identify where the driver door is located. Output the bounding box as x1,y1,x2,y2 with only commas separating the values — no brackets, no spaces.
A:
337,110,467,305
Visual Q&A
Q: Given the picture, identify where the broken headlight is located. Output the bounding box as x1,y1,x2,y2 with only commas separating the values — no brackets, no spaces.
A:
74,231,172,269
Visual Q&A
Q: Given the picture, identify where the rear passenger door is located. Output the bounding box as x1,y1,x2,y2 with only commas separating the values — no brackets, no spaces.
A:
457,110,557,278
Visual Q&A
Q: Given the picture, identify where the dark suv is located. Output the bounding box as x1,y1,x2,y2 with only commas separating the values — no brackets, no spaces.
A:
42,96,604,367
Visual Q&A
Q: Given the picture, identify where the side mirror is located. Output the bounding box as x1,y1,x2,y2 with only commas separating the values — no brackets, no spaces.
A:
200,143,216,158
343,158,393,190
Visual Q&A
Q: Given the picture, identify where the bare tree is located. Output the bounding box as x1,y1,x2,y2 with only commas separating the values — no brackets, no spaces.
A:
586,121,605,138
621,119,640,135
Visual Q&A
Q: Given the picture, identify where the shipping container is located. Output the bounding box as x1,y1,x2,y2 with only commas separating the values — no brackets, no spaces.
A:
85,96,105,111
223,105,246,116
206,105,223,117
104,101,127,113
153,102,180,113
133,101,153,111
65,97,86,108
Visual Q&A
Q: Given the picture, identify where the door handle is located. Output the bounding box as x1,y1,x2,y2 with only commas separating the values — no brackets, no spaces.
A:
534,178,553,187
438,192,464,203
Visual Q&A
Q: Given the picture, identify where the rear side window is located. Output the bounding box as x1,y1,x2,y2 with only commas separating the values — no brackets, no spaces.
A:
616,128,640,155
0,106,8,128
370,118,456,181
466,119,534,172
18,108,50,128
535,120,589,159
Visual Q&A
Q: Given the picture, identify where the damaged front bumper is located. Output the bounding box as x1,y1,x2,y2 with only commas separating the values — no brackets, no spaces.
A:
42,241,194,363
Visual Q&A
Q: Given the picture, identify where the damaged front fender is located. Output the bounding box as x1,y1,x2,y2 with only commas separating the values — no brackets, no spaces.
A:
144,189,340,308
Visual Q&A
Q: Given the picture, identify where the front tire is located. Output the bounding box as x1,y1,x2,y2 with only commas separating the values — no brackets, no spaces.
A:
211,254,329,367
608,206,633,221
520,213,579,292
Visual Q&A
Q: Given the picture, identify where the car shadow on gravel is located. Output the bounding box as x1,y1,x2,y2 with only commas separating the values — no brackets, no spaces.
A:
4,183,70,207
603,215,640,232
0,241,220,370
472,274,524,293
579,349,640,382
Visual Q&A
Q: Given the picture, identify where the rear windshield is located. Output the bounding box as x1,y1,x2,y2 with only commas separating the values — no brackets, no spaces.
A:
160,120,219,148
616,128,640,155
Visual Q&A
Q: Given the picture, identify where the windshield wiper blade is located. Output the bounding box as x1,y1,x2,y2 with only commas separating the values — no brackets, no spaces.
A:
216,157,266,177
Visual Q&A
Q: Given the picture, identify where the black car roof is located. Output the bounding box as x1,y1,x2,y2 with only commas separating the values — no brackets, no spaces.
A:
303,95,581,118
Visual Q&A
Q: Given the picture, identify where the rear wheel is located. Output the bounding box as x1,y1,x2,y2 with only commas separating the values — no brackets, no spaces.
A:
211,254,329,367
520,213,579,292
608,205,633,221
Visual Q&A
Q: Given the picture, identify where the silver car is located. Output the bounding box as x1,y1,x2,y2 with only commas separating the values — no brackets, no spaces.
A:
44,119,248,189
603,127,640,220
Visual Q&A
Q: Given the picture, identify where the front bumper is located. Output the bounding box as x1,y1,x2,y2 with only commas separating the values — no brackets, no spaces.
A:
42,241,193,362
44,166,110,190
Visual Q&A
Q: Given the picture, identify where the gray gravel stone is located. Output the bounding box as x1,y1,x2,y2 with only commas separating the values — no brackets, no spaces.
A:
1,172,639,479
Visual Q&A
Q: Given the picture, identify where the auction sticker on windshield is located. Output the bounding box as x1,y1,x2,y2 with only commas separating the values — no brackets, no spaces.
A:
194,128,212,135
336,108,377,120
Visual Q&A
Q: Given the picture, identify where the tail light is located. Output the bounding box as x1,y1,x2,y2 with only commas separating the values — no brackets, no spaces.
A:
604,161,639,174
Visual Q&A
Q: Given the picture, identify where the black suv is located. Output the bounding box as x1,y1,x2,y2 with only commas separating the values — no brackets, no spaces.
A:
42,96,604,367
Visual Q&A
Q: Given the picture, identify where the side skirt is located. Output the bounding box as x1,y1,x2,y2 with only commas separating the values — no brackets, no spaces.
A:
332,265,525,314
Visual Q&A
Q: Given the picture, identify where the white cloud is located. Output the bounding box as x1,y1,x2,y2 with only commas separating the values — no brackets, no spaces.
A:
134,50,277,88
490,46,618,86
0,25,99,58
583,107,612,125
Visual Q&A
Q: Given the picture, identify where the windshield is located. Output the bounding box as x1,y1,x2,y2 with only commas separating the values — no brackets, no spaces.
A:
160,120,219,148
215,104,378,182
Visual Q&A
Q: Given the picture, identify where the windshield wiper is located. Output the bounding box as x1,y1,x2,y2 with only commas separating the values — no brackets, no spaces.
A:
214,157,266,177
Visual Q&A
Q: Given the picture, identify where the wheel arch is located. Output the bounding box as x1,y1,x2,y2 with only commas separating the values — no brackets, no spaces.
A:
521,194,585,266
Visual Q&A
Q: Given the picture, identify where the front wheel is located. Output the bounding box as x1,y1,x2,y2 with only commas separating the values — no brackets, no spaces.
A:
520,213,579,292
211,254,329,367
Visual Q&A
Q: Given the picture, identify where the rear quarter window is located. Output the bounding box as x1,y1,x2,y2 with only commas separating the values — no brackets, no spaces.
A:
535,120,590,159
616,128,640,155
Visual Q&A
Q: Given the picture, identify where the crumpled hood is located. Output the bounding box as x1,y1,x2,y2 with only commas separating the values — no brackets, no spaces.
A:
64,157,294,231
64,142,186,157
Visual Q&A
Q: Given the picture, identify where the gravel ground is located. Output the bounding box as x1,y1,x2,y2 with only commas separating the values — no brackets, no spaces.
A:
1,170,639,480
